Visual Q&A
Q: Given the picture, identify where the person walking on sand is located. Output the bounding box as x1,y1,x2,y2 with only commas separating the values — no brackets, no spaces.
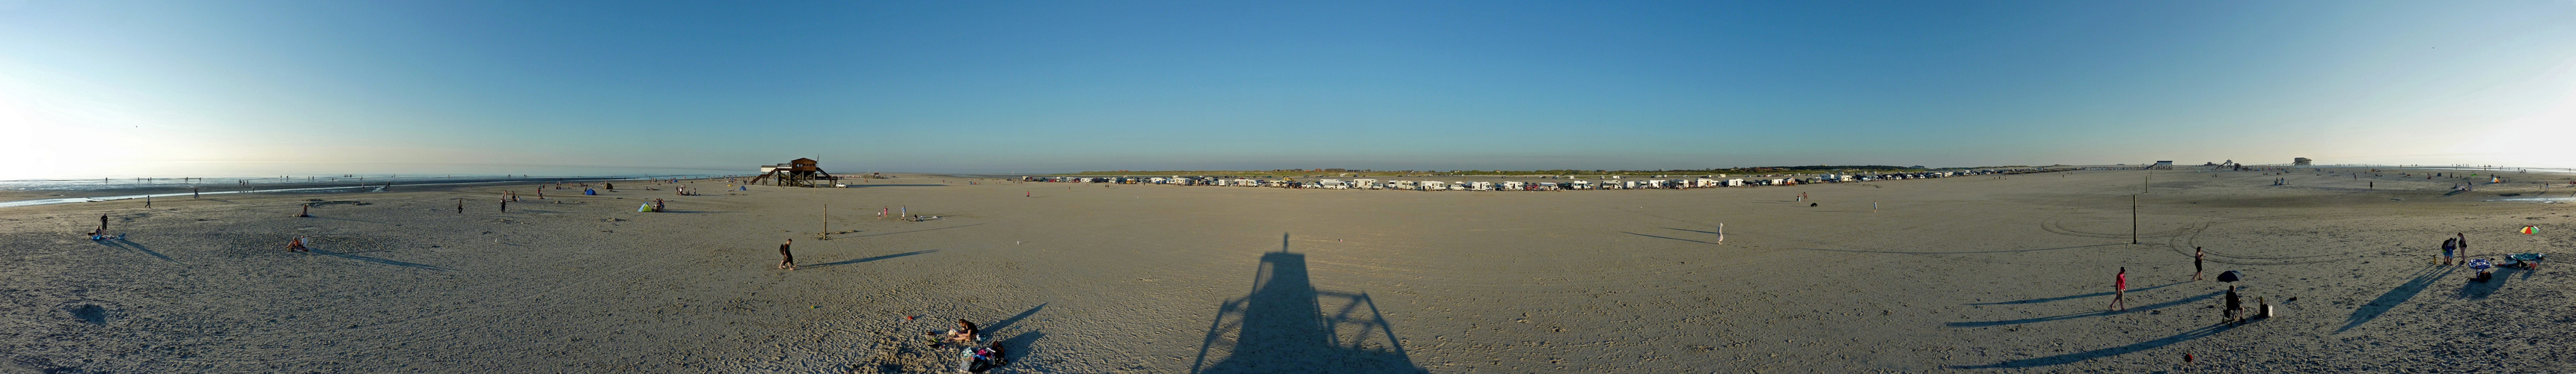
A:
777,239,798,270
2109,267,2129,311
2193,248,2206,280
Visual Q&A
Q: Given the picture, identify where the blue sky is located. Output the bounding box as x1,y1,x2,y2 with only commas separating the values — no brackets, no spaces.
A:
3,1,2572,177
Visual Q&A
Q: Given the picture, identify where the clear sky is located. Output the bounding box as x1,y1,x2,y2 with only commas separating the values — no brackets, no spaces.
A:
3,1,2572,178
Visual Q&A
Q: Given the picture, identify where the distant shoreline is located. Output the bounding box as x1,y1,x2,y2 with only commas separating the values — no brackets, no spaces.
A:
0,175,730,209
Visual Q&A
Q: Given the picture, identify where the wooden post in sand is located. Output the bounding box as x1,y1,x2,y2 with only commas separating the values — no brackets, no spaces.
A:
2131,194,2140,245
822,204,830,239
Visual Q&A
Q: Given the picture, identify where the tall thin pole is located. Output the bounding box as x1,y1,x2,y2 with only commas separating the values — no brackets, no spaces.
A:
822,204,829,239
2132,194,2140,245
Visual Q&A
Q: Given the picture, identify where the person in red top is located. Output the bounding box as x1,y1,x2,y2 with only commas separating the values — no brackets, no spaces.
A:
2109,267,2129,311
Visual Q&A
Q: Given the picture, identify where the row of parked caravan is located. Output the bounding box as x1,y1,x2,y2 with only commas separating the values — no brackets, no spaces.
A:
1022,168,2068,191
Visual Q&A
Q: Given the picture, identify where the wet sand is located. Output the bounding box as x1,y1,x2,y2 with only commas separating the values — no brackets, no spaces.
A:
3,169,2571,373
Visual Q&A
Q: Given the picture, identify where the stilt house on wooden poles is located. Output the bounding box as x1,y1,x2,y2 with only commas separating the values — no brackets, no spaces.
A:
748,158,839,187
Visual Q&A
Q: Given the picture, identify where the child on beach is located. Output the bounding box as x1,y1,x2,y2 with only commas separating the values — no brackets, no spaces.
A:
2455,233,2468,262
2442,237,2458,266
2110,268,2129,310
777,239,797,270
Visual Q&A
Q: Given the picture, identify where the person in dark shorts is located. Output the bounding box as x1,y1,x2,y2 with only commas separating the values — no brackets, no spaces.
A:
777,239,797,270
2193,247,2206,280
2455,233,2468,263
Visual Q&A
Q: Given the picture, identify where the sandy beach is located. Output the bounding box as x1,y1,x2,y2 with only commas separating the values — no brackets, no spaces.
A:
4,168,2570,373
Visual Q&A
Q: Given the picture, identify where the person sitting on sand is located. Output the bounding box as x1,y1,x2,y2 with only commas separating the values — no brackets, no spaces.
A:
287,237,310,252
2224,285,2243,322
928,319,981,347
777,239,797,270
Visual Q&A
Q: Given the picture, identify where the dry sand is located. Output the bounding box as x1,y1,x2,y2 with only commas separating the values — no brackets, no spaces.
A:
4,169,2571,373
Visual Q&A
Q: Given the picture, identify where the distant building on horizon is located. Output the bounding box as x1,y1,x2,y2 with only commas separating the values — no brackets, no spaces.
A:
2294,157,2313,166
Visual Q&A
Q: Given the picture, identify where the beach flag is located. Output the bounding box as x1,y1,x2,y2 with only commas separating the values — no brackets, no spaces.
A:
2521,226,2536,235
